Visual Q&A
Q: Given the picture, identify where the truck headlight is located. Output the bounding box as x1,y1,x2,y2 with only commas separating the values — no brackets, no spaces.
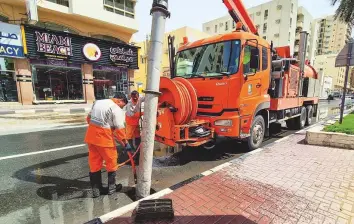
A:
214,120,233,126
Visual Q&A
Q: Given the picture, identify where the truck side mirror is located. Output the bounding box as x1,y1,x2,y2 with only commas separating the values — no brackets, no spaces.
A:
250,48,259,70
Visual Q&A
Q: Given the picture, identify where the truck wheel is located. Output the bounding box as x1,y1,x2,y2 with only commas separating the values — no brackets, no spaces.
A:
294,107,306,129
306,106,313,126
248,115,265,150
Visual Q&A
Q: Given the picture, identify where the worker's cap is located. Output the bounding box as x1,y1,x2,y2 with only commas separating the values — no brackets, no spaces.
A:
113,92,128,104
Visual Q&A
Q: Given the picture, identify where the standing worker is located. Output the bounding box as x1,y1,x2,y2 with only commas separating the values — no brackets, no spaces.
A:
85,93,128,198
125,91,144,163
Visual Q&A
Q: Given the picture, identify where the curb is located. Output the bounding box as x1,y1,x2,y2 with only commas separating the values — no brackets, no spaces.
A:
85,124,320,224
0,107,91,115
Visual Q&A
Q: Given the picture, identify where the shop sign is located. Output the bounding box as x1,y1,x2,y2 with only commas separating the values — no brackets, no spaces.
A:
83,43,101,61
110,46,135,64
0,22,24,58
35,31,73,59
24,25,139,69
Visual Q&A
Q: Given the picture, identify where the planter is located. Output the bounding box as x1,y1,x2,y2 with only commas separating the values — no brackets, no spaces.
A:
306,128,354,150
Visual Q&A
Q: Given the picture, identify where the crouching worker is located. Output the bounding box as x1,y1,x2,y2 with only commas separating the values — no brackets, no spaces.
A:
84,93,128,198
125,91,144,164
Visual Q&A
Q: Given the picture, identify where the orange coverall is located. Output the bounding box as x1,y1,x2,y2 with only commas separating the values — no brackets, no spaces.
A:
125,97,144,140
85,99,126,172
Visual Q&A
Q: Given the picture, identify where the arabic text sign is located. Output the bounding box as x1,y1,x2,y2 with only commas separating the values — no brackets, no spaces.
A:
0,22,24,58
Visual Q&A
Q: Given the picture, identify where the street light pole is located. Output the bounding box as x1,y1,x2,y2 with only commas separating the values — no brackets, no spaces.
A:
136,0,170,199
339,41,353,124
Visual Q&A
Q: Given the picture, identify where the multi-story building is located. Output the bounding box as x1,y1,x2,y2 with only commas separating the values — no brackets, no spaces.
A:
134,27,210,90
203,0,300,54
293,7,313,59
202,0,319,63
316,15,352,55
0,0,139,105
313,54,351,91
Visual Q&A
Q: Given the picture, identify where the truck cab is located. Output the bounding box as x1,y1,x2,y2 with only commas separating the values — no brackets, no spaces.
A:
174,30,271,146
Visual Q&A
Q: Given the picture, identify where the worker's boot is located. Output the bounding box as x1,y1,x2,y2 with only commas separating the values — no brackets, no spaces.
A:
89,171,103,198
108,172,122,195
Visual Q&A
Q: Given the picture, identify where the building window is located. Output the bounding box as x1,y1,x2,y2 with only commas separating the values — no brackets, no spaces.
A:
264,10,268,20
0,58,17,102
206,27,210,31
215,25,218,33
220,23,224,27
263,36,266,40
225,21,229,31
277,5,282,10
276,19,281,24
256,11,261,16
291,3,294,13
263,23,267,33
232,21,236,29
104,0,135,19
274,33,280,38
290,18,292,27
47,0,69,7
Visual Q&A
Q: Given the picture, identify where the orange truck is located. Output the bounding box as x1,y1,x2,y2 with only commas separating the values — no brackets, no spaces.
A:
154,0,319,150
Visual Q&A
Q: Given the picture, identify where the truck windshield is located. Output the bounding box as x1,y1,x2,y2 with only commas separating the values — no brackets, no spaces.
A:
175,40,241,78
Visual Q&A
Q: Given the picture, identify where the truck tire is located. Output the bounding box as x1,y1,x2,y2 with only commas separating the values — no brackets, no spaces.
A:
294,107,306,129
286,107,306,130
306,105,313,126
248,115,265,150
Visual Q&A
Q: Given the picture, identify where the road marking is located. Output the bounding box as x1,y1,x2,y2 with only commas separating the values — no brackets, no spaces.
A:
0,144,86,161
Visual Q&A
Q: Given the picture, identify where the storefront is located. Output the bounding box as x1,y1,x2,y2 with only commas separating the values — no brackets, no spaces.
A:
0,22,25,103
22,25,138,104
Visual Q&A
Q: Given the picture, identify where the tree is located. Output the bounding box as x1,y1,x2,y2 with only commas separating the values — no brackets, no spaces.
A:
330,0,354,25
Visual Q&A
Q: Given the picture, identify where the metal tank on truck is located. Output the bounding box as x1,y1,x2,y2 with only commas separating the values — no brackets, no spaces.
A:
153,0,319,150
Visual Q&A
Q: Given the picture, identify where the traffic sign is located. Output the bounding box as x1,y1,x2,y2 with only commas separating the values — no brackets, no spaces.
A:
335,41,354,67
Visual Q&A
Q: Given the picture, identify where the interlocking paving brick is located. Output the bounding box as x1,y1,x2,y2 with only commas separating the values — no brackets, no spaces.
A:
114,134,354,224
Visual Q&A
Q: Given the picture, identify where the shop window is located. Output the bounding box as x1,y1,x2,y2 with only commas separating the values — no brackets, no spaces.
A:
0,58,17,102
32,65,83,101
93,70,129,100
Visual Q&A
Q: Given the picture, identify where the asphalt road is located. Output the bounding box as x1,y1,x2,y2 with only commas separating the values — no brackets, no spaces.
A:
0,102,343,224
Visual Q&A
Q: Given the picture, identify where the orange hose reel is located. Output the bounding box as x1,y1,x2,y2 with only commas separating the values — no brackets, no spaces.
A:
158,77,198,125
156,77,213,147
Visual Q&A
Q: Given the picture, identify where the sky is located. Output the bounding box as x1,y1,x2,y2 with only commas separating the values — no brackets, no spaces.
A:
132,0,338,42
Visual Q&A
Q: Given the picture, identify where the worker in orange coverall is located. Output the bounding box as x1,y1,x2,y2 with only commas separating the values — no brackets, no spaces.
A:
125,90,144,164
85,92,128,198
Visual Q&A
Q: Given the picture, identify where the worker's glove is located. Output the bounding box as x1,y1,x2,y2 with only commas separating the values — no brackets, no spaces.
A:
124,142,133,153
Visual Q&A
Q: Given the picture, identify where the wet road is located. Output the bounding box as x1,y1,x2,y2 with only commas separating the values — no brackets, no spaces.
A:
0,101,344,224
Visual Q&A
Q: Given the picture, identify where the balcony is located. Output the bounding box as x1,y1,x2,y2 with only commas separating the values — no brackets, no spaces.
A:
297,21,304,28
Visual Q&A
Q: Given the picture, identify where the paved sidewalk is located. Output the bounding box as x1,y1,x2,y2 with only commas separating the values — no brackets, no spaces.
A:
108,132,354,224
0,103,92,115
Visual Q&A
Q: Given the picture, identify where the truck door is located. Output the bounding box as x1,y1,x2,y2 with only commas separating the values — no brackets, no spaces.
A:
239,44,262,133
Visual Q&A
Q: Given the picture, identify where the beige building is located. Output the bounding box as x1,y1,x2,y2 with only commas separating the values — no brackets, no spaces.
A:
313,54,351,91
0,0,138,105
294,7,313,59
134,27,210,90
202,0,318,63
316,15,352,55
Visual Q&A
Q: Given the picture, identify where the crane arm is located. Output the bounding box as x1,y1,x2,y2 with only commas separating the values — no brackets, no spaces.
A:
223,0,258,35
